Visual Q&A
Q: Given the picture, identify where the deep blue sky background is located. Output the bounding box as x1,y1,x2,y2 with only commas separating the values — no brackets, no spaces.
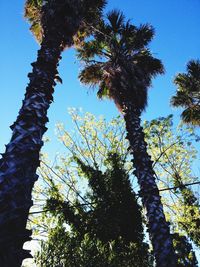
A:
0,0,200,262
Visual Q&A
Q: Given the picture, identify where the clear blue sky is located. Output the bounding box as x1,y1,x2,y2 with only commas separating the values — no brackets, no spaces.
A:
0,0,200,261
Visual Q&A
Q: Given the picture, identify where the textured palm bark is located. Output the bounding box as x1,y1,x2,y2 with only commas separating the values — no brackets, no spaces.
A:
123,102,177,267
0,35,64,266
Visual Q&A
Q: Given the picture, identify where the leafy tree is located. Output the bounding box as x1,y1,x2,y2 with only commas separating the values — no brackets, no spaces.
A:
143,115,200,248
77,10,177,266
35,153,153,267
0,1,106,266
32,111,199,266
171,60,200,125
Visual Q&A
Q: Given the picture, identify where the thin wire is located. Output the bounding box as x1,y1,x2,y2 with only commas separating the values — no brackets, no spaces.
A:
158,181,200,193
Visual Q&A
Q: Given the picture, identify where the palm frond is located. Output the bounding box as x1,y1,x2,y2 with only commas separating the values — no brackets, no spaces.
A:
79,63,103,86
181,107,200,126
24,0,42,20
84,0,107,24
134,24,154,49
174,73,191,89
170,91,191,108
187,60,200,79
74,0,107,45
24,0,42,42
77,40,103,61
107,10,125,32
134,49,164,78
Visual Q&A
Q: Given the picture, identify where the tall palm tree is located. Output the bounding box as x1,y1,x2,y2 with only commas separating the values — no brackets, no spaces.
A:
0,1,106,266
171,60,200,125
78,10,177,267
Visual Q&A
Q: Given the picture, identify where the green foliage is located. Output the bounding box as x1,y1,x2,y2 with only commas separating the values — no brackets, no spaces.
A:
31,111,199,265
172,233,198,267
35,152,152,266
36,227,152,267
171,60,200,126
143,115,200,248
143,115,198,185
55,109,129,167
31,109,156,266
73,153,144,243
175,189,200,248
78,10,164,111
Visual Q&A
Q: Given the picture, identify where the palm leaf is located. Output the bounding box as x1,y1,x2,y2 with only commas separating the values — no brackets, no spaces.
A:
181,106,200,125
187,60,200,79
24,0,42,42
134,24,154,49
79,63,103,86
170,91,191,107
107,10,125,33
77,40,103,61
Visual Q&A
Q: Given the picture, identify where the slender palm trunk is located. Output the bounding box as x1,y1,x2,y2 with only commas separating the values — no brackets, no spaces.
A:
123,102,177,267
0,35,65,266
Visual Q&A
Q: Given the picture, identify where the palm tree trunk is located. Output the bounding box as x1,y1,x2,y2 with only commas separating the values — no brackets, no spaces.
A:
123,102,177,267
0,35,65,266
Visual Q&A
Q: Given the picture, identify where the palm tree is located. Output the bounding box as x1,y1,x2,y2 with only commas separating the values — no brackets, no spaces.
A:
78,10,177,267
171,60,200,125
0,1,106,266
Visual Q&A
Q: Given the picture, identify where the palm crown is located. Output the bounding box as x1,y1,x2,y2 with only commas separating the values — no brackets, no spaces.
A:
171,60,200,125
25,0,106,45
78,10,164,112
